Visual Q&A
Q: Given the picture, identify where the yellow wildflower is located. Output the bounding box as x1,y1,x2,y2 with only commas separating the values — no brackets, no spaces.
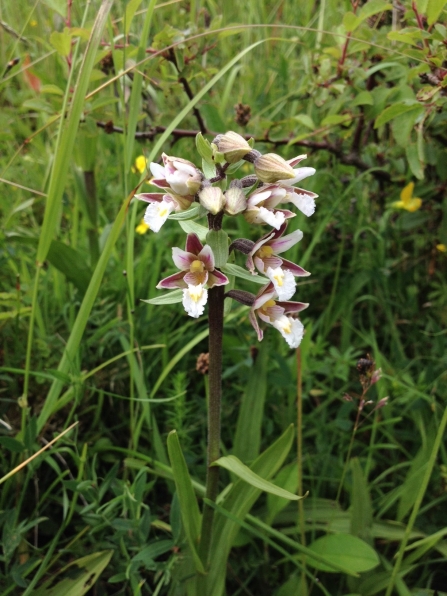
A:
30,19,38,27
436,244,446,253
132,155,148,175
136,219,149,234
392,182,422,212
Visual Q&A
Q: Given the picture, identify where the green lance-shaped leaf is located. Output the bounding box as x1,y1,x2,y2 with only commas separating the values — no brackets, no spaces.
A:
233,340,268,462
47,241,93,294
36,0,112,265
141,289,184,306
374,101,424,129
33,550,113,596
206,230,229,268
211,455,304,500
205,425,295,595
221,263,269,285
307,534,380,574
167,431,205,574
195,132,214,164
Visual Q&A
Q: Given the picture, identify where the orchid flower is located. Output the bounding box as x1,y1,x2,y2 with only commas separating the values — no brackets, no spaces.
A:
249,282,308,348
157,233,229,318
246,223,310,301
244,185,295,230
135,192,194,233
150,153,202,197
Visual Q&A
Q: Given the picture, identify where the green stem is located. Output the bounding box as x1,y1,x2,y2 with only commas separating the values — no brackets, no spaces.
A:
20,265,41,416
199,283,224,566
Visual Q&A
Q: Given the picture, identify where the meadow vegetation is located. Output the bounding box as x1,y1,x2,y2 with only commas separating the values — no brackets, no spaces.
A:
0,0,447,594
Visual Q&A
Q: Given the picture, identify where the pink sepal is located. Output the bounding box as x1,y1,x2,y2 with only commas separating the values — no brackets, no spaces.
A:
172,248,195,271
198,245,215,271
249,309,264,341
185,233,203,255
208,270,229,287
280,258,311,277
157,271,187,289
277,300,309,313
135,193,165,203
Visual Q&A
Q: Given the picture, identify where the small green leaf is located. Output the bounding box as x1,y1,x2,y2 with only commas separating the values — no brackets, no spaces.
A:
352,91,374,106
212,455,304,500
375,102,423,128
308,534,380,573
167,431,205,574
294,114,315,129
50,29,72,57
221,264,268,285
206,230,229,268
406,144,424,180
47,241,92,294
141,289,184,306
33,551,113,596
387,31,420,46
132,540,174,564
179,220,208,242
321,114,352,126
169,205,205,220
124,0,143,35
196,132,213,162
0,437,25,453
358,0,392,21
343,12,360,32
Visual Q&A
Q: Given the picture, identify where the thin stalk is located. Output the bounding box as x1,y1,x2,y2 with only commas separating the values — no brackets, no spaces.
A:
199,213,225,568
198,283,224,566
20,265,41,415
336,404,362,503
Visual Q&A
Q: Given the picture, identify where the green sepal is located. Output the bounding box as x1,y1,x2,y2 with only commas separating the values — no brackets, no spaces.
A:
206,230,229,268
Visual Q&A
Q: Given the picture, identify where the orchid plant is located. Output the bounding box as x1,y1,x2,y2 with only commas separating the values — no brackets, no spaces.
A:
135,131,317,585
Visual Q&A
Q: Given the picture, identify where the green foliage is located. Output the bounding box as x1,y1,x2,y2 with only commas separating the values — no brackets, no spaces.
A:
0,0,447,595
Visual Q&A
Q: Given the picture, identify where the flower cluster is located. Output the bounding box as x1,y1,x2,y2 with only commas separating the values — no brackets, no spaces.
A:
136,131,318,349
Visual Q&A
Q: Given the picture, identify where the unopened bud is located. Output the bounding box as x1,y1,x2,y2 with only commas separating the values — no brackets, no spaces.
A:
198,186,225,215
254,153,296,183
371,368,382,385
224,187,247,215
214,131,252,163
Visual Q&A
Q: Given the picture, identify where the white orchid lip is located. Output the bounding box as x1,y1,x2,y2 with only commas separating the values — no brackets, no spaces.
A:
183,284,208,318
143,199,175,233
266,266,296,301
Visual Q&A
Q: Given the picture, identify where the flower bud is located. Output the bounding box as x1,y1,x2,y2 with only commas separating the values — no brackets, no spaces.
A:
254,153,296,183
199,186,225,215
224,187,247,215
214,131,252,163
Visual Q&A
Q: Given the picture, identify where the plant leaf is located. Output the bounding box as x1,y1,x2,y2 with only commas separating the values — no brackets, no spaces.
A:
212,455,304,500
221,263,269,285
375,102,424,128
47,241,92,294
141,289,184,305
167,431,205,574
307,534,379,573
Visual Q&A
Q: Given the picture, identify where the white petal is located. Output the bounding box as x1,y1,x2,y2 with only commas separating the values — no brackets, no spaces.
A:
182,284,208,318
272,315,304,348
266,267,296,301
150,162,165,178
143,199,174,232
288,193,316,217
258,207,285,230
278,167,316,186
